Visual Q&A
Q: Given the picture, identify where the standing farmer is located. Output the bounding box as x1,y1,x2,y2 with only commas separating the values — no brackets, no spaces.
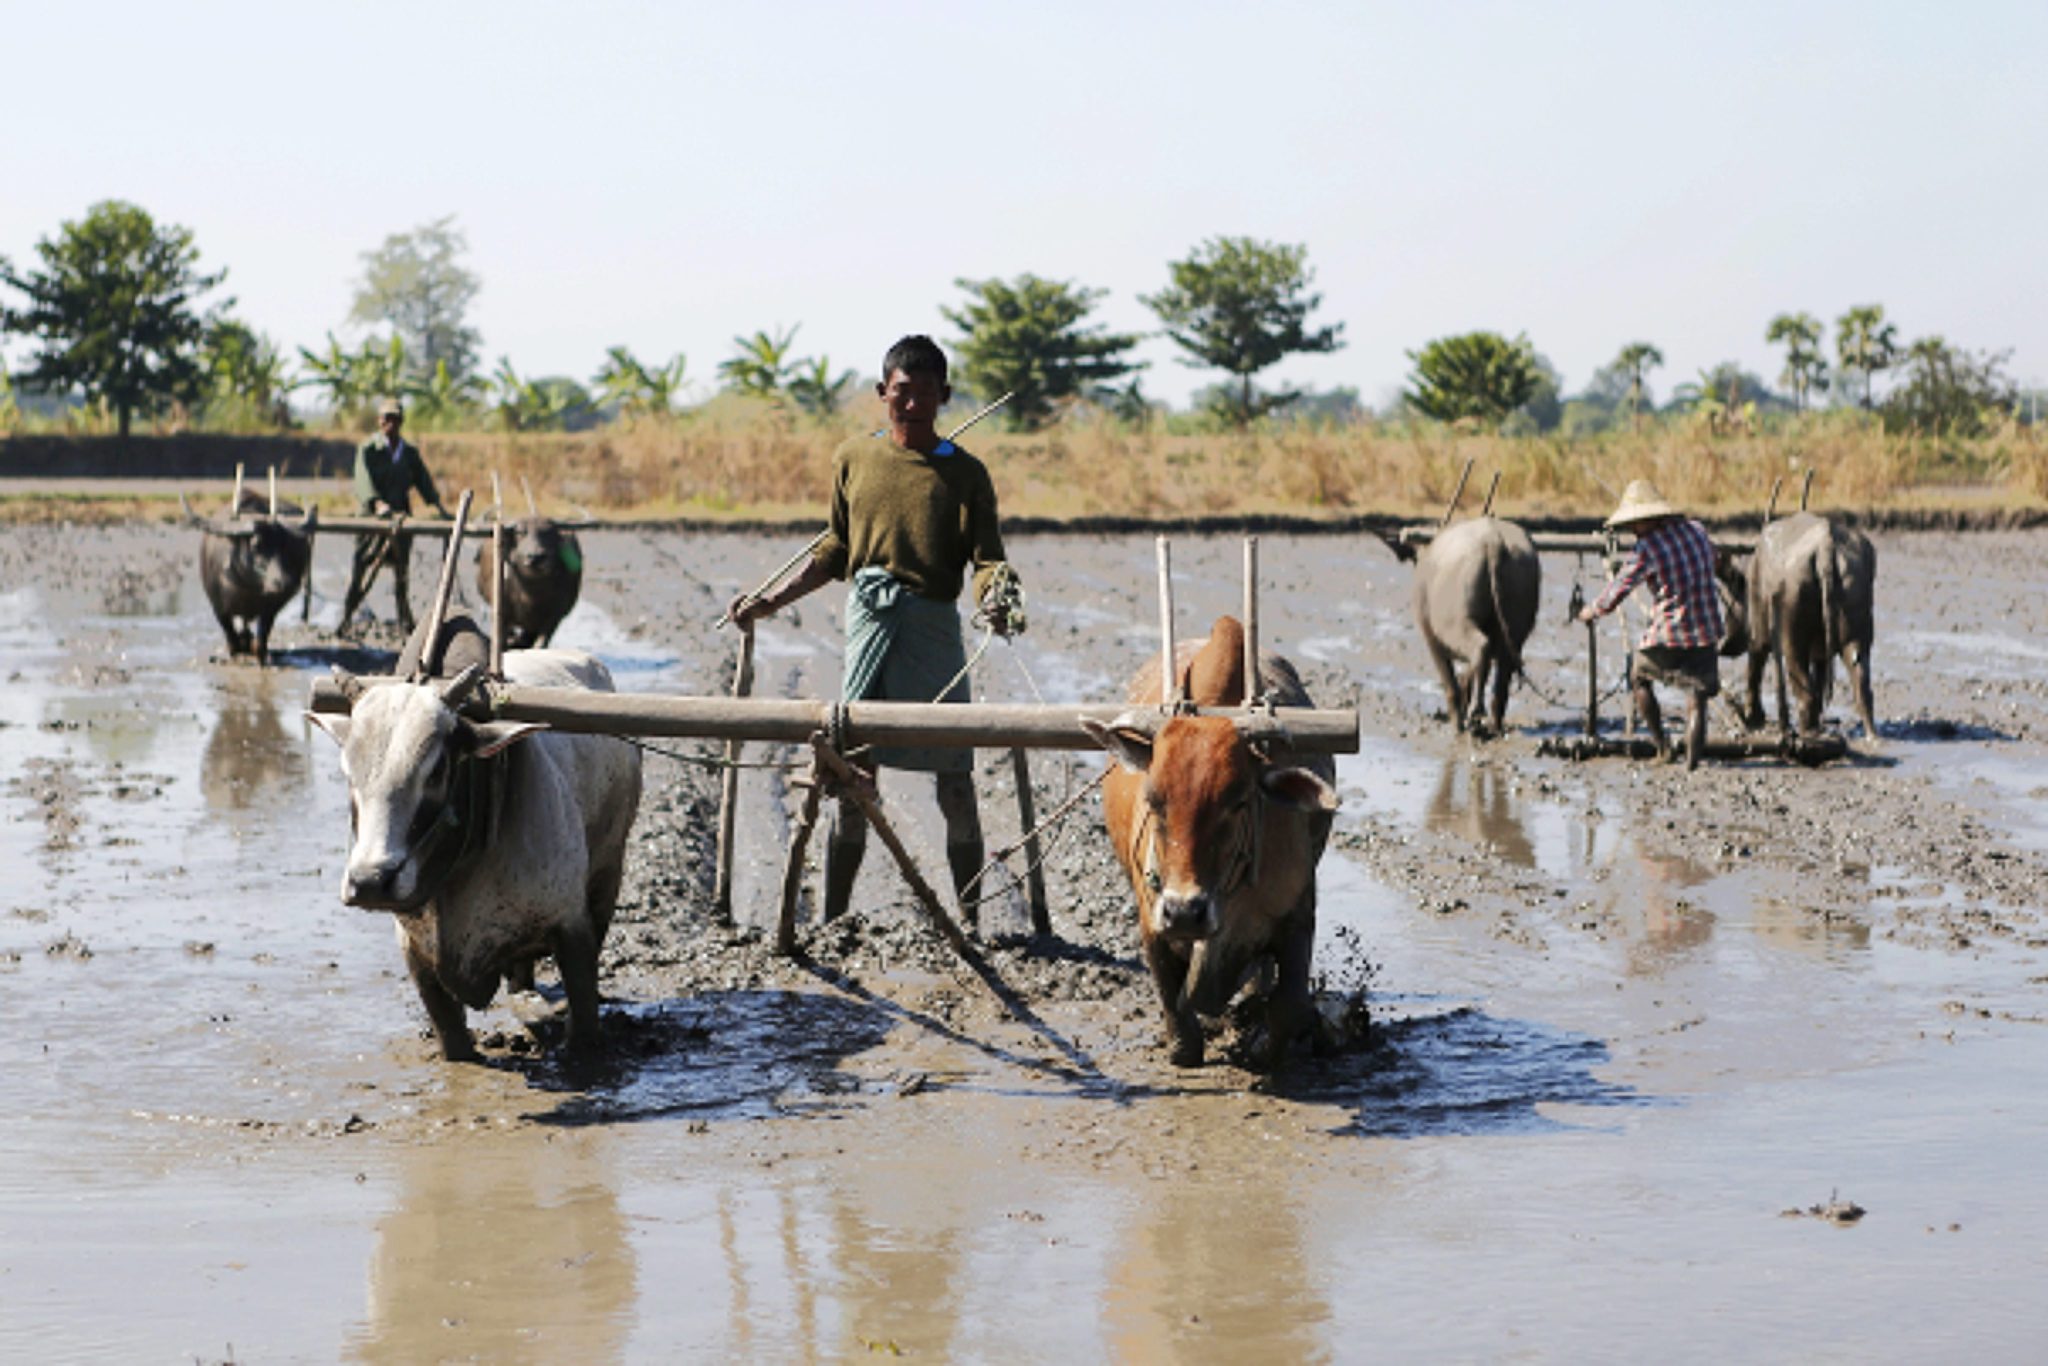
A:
1578,480,1725,770
340,397,449,633
726,335,1020,929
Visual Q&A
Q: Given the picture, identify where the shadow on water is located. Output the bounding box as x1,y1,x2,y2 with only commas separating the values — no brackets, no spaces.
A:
521,989,896,1126
1272,1004,1653,1139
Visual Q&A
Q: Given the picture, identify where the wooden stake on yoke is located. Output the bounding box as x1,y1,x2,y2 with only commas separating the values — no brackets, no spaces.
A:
419,490,473,676
1479,469,1501,518
1799,467,1815,512
713,625,755,923
232,463,245,515
1243,536,1262,703
1764,475,1784,525
489,520,508,679
1440,458,1475,529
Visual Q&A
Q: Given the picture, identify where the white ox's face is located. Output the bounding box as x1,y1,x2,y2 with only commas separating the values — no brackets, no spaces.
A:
307,683,539,911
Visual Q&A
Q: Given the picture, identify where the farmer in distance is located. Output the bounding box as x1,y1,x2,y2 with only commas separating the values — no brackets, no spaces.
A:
1578,479,1726,771
340,397,449,634
727,335,1020,930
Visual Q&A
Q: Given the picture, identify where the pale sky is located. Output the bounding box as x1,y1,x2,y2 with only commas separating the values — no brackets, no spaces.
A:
5,1,2044,408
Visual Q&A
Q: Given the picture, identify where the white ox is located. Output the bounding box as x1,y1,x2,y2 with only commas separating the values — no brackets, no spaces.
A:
308,650,642,1061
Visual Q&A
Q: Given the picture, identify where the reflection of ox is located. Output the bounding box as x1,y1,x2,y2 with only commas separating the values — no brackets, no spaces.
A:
475,518,583,648
1083,616,1338,1068
1377,517,1541,734
185,491,315,665
308,649,641,1061
1717,511,1877,737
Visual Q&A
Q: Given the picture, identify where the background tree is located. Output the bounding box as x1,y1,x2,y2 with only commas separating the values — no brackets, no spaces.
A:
1140,237,1344,427
1404,331,1540,428
1610,342,1664,428
348,215,482,382
787,355,857,418
1765,312,1827,412
295,332,410,427
1835,303,1900,409
409,359,486,429
490,358,594,431
0,200,229,437
942,274,1143,430
593,346,687,419
198,318,291,428
719,325,801,397
1882,337,2014,437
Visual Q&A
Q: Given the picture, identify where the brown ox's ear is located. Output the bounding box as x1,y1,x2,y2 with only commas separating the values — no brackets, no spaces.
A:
1260,765,1338,813
463,720,549,758
1080,715,1154,775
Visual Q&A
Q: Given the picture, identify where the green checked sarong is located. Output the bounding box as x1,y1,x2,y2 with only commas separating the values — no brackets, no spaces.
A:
843,566,971,772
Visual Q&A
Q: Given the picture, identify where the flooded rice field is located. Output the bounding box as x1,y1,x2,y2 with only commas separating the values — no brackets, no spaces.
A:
2,520,2046,1359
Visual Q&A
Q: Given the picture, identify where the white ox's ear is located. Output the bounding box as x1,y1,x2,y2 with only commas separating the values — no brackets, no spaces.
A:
1261,765,1338,813
305,712,352,748
1080,714,1154,776
466,720,550,758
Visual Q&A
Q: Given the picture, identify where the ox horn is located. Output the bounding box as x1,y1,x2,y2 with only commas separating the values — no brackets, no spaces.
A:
181,493,252,538
1369,524,1417,564
440,663,488,711
330,664,368,706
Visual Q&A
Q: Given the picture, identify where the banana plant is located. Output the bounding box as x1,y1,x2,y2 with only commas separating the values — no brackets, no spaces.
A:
788,354,855,417
719,325,800,397
593,346,687,418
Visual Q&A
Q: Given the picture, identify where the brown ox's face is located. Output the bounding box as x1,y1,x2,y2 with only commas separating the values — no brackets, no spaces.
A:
1088,715,1337,945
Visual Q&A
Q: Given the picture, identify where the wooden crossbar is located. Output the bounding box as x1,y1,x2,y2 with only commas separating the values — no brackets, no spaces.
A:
305,682,1360,755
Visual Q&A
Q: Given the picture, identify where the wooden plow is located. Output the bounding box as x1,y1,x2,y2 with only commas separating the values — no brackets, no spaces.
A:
309,531,1360,1016
1384,462,1856,763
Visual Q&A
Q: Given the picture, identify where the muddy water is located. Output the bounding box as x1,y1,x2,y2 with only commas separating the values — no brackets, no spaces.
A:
3,525,2047,1359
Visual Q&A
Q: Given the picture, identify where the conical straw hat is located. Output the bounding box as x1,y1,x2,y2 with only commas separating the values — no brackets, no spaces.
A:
1605,479,1681,528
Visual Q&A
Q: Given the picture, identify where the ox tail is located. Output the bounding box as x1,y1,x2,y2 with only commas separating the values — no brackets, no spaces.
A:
1484,537,1527,681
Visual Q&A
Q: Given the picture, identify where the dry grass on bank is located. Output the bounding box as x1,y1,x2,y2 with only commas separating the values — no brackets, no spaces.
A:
406,406,2048,523
5,401,2045,524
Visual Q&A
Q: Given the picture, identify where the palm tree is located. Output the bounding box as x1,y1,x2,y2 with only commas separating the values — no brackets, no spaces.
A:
1835,304,1900,409
1765,312,1828,412
1612,342,1664,428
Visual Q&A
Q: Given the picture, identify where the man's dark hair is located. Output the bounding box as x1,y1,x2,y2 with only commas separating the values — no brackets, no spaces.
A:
882,334,948,384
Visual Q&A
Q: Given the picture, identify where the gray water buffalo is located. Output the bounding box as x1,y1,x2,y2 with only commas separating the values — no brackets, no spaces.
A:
1717,511,1877,738
475,518,583,648
1379,516,1542,734
186,491,315,665
1084,616,1339,1069
308,646,642,1061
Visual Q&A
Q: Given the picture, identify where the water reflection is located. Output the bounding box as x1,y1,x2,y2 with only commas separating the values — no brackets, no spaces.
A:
1106,1175,1325,1357
199,673,308,815
348,1129,635,1364
1425,758,1536,868
1624,846,1718,970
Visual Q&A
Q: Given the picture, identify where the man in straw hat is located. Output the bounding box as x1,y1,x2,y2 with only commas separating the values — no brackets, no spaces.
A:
340,397,449,634
1577,479,1725,770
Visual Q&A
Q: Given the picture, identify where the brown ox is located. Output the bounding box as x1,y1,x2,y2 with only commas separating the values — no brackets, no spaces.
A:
1082,616,1338,1068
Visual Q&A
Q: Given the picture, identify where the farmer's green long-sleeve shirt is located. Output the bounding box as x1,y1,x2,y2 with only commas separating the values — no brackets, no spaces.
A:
810,434,1009,605
352,436,441,514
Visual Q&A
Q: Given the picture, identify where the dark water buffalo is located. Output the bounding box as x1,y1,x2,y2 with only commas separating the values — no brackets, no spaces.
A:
475,518,583,648
1379,516,1542,733
1083,616,1339,1068
1717,512,1877,737
186,491,315,665
308,643,642,1061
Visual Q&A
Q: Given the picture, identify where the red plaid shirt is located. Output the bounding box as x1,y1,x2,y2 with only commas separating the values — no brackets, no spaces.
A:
1594,518,1724,649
